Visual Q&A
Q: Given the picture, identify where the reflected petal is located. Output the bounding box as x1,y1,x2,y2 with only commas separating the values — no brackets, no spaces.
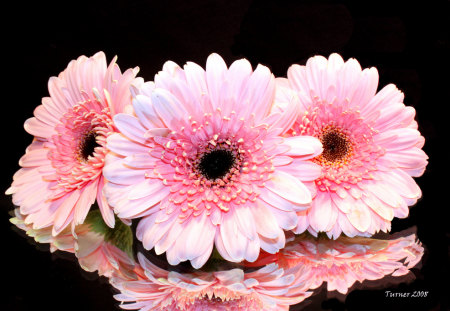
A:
110,252,312,310
246,228,424,295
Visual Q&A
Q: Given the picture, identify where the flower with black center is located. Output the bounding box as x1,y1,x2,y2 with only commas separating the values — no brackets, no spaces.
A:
103,53,323,268
6,52,139,235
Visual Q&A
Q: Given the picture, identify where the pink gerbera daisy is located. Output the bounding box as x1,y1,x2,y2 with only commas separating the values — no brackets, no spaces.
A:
111,253,312,311
6,52,139,235
103,53,323,268
277,53,428,238
244,232,424,294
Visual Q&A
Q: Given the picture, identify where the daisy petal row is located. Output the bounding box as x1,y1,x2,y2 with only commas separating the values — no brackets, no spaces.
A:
7,51,427,270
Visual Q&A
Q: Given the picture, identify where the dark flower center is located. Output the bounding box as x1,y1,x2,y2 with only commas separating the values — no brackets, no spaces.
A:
198,149,235,180
79,131,100,162
320,129,351,162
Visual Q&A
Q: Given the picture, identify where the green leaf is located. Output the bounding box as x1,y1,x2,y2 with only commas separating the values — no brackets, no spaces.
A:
84,210,134,258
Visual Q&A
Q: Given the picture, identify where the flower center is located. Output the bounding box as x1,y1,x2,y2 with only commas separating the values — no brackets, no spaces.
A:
149,109,277,220
188,136,245,189
313,126,353,167
198,149,235,181
290,101,384,192
78,131,100,162
320,128,351,163
48,100,115,193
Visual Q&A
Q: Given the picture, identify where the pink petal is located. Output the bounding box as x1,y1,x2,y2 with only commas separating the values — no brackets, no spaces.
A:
244,237,261,263
278,159,321,182
140,212,176,250
362,84,404,116
283,136,323,158
308,192,334,232
293,211,309,234
154,217,185,255
365,181,404,209
127,179,166,200
349,67,379,109
106,133,150,157
271,156,293,167
113,113,149,145
97,180,115,228
214,230,234,262
47,77,72,114
184,61,208,102
73,180,98,226
287,64,309,102
33,104,60,127
238,64,274,121
41,97,65,119
335,57,362,100
268,206,298,230
259,189,296,212
361,193,395,221
103,157,144,185
337,212,359,237
383,148,428,176
385,169,421,199
234,206,257,240
206,53,228,109
376,128,422,151
220,211,248,261
19,147,50,167
259,228,285,254
265,170,312,206
24,117,55,139
132,95,165,129
251,202,281,239
346,201,371,233
305,55,328,98
52,190,80,235
190,242,214,269
118,185,169,219
184,213,216,262
330,192,352,213
226,58,252,106
151,89,188,128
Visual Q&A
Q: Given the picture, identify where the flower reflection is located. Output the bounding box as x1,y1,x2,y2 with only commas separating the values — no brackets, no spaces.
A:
10,207,424,309
110,253,312,311
245,230,424,295
10,208,136,279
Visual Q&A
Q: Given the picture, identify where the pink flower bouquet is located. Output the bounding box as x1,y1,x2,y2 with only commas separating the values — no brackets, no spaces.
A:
7,52,427,309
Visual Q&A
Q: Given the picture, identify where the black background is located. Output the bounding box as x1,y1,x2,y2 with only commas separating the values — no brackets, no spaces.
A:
2,0,448,310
